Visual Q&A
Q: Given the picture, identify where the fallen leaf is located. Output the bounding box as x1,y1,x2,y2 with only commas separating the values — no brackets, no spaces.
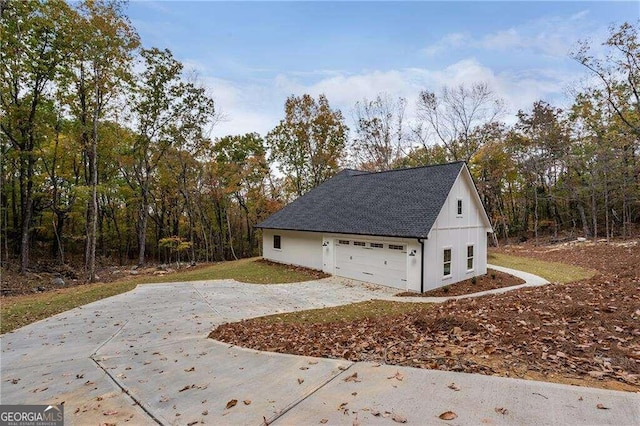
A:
178,385,193,392
392,412,408,423
202,410,208,416
103,410,118,416
76,374,84,379
226,399,238,409
596,403,609,410
495,407,508,415
448,382,460,391
344,372,360,382
387,371,404,381
184,367,195,372
439,411,457,420
243,400,251,405
320,420,328,424
372,410,381,416
298,378,304,384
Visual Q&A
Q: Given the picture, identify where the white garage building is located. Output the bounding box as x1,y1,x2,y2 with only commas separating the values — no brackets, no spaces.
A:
256,162,493,293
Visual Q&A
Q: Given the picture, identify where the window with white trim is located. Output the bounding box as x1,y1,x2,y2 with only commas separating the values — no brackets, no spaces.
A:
457,199,463,216
273,235,281,249
338,240,350,245
467,245,474,271
388,244,404,250
353,241,365,247
443,248,452,277
370,242,383,248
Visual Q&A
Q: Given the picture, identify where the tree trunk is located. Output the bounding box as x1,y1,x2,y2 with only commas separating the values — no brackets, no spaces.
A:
604,168,609,242
85,137,98,281
19,153,35,273
576,202,590,239
226,207,238,261
52,213,65,264
137,194,148,266
19,198,32,273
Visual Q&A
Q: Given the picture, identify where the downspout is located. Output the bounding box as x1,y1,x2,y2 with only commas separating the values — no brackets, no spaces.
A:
418,238,425,293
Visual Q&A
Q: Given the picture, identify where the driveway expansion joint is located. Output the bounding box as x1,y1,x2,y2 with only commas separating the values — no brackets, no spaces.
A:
91,319,129,357
89,355,163,425
267,363,356,425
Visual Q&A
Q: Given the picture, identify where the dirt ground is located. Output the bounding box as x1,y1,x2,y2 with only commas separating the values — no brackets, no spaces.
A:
211,240,640,392
396,269,525,297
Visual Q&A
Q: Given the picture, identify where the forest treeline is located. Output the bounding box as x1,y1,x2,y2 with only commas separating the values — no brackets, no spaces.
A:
1,1,639,279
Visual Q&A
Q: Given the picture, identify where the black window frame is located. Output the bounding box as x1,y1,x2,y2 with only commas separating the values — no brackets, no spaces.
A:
273,234,281,250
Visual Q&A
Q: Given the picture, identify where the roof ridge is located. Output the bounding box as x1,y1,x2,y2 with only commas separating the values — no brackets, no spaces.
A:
348,161,465,177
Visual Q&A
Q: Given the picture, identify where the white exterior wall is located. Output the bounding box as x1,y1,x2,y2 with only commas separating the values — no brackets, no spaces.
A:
262,229,323,270
423,169,491,290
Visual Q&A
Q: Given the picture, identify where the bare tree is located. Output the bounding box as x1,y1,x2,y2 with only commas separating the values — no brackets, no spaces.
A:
351,94,408,171
415,82,505,161
573,21,640,138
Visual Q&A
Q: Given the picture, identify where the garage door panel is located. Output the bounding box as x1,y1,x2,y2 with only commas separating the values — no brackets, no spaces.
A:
334,241,407,289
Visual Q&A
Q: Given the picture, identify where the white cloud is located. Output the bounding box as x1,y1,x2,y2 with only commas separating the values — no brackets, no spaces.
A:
481,29,523,51
424,10,599,58
423,32,470,56
205,58,577,139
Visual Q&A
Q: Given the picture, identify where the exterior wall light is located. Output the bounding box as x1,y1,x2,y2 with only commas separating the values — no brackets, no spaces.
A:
409,249,417,256
322,241,329,247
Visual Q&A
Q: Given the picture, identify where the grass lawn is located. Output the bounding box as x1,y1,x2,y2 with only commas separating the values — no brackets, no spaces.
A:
1,258,323,334
260,300,430,325
488,252,596,283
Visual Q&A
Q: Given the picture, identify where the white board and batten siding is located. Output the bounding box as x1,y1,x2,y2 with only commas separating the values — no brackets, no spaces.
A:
423,167,491,291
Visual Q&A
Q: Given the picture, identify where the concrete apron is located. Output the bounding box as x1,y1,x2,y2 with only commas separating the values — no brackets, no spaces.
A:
2,279,639,425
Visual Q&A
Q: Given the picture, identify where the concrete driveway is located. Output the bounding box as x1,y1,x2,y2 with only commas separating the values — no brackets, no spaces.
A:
1,278,638,425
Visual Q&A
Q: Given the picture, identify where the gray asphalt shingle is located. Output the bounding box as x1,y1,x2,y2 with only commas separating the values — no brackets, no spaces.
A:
256,161,465,239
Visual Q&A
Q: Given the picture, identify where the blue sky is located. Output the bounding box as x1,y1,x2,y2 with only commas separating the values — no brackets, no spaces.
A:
127,1,640,138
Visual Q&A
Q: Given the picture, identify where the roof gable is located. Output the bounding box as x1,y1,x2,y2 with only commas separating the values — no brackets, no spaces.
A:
256,162,466,239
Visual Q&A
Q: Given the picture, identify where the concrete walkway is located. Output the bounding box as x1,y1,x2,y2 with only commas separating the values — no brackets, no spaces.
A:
384,264,551,303
1,276,638,425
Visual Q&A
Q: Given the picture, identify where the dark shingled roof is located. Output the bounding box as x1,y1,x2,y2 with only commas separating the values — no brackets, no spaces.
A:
256,161,466,239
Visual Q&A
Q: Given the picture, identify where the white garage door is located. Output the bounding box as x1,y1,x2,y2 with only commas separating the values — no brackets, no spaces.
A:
334,239,407,289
